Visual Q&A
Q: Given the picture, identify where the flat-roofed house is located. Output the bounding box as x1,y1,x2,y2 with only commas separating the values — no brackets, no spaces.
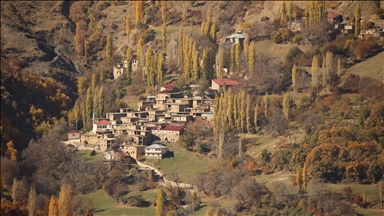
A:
67,130,81,140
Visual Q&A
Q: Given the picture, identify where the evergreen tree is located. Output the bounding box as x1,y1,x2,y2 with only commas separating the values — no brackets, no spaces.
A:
311,55,319,89
292,64,297,92
106,34,113,63
355,3,361,37
156,186,166,216
58,183,72,216
48,195,58,216
28,184,37,216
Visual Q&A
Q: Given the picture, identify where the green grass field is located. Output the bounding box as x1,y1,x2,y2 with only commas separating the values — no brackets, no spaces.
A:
147,142,215,183
254,40,312,62
75,189,156,216
345,52,384,80
327,183,380,202
77,150,104,162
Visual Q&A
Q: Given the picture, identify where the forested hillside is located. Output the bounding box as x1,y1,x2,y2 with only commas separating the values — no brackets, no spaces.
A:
1,1,384,215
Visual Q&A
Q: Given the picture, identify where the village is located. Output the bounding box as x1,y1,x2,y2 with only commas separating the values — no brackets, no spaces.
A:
66,77,239,164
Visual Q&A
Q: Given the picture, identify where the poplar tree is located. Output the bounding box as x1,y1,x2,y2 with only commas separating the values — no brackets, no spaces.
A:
337,57,341,76
246,94,251,133
264,92,268,117
205,207,212,216
73,100,81,130
74,22,84,56
243,35,249,56
156,186,166,216
283,92,290,120
325,51,333,92
292,64,297,92
48,195,58,216
355,3,361,37
157,52,165,85
145,47,155,86
135,1,144,24
178,25,184,68
235,42,241,67
209,21,217,42
98,87,104,118
182,2,187,23
302,163,308,193
93,86,99,118
311,56,319,89
192,46,200,81
322,56,326,89
85,87,93,127
248,42,255,73
254,102,259,130
216,44,224,78
137,37,144,75
126,16,131,38
227,88,234,128
126,47,133,81
28,184,37,216
239,91,246,132
161,1,167,23
201,47,213,80
162,22,167,47
305,4,309,27
91,73,96,95
233,93,238,131
230,44,236,71
296,167,303,195
58,183,72,216
106,34,113,63
43,197,50,216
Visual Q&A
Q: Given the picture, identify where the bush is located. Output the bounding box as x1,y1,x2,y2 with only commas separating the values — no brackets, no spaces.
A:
139,182,148,191
122,195,149,207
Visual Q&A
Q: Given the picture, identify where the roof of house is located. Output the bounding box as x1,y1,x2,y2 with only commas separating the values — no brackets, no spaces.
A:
226,31,245,39
212,79,239,86
94,119,111,125
327,13,342,19
161,81,176,90
146,144,168,149
152,124,184,131
68,130,80,134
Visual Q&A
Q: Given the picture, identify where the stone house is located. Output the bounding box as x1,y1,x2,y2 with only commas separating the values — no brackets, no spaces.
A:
151,124,184,142
67,130,81,140
123,145,146,159
223,30,245,49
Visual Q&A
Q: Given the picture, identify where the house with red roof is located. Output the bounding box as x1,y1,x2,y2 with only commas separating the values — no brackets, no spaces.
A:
211,79,239,91
92,119,111,134
151,124,184,142
327,13,343,24
67,130,81,140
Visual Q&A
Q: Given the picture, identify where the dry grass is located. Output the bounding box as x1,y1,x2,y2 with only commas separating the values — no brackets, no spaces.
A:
345,52,384,80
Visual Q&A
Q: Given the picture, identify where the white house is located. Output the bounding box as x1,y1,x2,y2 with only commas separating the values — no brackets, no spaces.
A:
145,143,168,159
93,119,111,134
67,130,81,140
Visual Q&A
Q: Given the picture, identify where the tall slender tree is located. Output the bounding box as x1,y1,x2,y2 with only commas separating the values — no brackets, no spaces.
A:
355,3,361,37
302,163,308,193
48,195,58,216
311,55,319,89
58,183,72,216
264,92,268,117
126,16,131,38
106,34,113,63
156,186,166,216
283,92,290,120
292,64,297,92
248,42,255,74
28,184,37,216
246,94,251,133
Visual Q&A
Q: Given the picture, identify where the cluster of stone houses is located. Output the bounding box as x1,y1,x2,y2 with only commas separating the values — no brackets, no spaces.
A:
76,79,238,160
